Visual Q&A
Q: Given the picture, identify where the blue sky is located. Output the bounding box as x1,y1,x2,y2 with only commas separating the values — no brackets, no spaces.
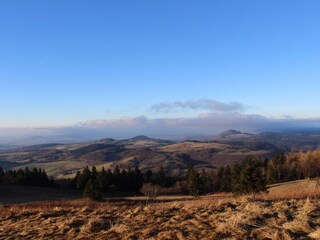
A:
1,1,320,137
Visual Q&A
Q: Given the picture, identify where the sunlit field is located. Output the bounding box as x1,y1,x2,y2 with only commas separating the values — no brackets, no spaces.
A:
2,181,320,240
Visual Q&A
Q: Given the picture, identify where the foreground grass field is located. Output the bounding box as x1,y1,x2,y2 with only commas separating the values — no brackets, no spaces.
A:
2,178,320,239
2,194,320,240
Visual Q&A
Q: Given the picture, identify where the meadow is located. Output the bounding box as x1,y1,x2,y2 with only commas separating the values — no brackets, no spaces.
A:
1,179,320,240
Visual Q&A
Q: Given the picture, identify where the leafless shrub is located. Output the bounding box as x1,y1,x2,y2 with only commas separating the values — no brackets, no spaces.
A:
140,183,165,200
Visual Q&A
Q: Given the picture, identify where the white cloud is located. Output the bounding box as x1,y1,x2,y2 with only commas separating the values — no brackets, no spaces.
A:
151,99,245,113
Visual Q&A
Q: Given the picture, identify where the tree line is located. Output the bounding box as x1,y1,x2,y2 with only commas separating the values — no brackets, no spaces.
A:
181,156,267,196
182,151,320,196
72,165,175,200
267,150,320,183
2,150,320,199
73,156,269,200
0,167,54,187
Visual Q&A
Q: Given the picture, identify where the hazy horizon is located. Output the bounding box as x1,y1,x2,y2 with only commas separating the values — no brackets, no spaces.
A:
1,1,320,142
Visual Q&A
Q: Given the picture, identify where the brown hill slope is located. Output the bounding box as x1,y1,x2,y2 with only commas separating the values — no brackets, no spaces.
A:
0,136,278,178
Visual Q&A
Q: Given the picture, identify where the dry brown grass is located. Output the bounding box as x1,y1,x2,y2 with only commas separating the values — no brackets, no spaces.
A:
256,178,320,201
2,179,320,239
1,194,320,240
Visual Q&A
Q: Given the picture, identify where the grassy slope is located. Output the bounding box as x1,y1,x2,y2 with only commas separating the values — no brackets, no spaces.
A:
15,160,89,179
265,178,320,200
2,179,320,239
1,194,320,239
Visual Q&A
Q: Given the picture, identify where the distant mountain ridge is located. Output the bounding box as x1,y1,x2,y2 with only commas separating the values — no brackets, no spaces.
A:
129,135,152,141
211,129,320,150
218,129,242,137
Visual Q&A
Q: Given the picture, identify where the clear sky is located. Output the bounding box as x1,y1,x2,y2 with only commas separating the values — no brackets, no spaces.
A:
1,1,320,135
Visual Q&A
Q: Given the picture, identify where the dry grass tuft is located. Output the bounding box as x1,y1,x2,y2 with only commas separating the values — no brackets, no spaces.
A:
309,228,320,239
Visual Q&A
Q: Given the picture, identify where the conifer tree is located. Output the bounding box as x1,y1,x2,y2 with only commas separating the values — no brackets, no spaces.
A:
82,179,102,201
145,170,153,183
221,165,232,192
156,166,166,187
0,167,4,183
97,167,109,192
186,166,202,196
134,166,144,191
200,169,211,193
72,171,81,189
231,162,242,194
239,157,267,194
91,165,98,180
215,166,225,191
76,166,92,190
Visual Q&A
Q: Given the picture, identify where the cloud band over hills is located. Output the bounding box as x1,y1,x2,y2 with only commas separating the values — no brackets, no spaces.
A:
151,99,245,113
81,112,320,134
1,99,320,144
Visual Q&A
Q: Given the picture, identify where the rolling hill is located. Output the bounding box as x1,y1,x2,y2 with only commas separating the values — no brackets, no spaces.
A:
1,129,320,179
